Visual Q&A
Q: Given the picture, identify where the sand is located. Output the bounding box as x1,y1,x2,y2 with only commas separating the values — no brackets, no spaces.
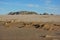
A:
0,15,60,40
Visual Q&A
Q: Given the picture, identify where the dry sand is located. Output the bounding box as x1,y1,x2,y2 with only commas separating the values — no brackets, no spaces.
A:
0,15,60,40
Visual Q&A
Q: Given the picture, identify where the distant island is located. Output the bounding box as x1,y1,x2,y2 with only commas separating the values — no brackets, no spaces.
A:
8,11,53,15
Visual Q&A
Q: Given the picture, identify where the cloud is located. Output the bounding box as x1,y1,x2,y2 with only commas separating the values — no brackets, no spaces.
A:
45,0,52,5
26,4,40,8
39,0,52,4
0,1,40,8
43,0,60,11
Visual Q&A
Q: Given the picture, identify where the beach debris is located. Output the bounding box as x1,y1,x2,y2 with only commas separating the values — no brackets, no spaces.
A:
33,24,40,28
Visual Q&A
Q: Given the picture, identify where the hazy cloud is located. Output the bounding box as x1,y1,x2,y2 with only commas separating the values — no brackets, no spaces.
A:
0,1,40,8
45,0,52,5
27,4,40,8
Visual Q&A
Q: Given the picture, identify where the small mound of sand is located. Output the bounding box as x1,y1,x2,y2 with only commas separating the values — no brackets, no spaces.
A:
0,21,60,31
42,23,53,30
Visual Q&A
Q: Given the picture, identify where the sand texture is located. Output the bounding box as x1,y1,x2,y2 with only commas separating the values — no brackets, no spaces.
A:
0,15,60,40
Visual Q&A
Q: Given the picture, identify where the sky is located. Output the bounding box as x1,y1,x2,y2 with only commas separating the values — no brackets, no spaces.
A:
0,0,60,15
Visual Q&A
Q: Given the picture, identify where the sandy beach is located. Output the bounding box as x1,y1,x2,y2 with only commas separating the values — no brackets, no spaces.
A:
0,15,60,40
